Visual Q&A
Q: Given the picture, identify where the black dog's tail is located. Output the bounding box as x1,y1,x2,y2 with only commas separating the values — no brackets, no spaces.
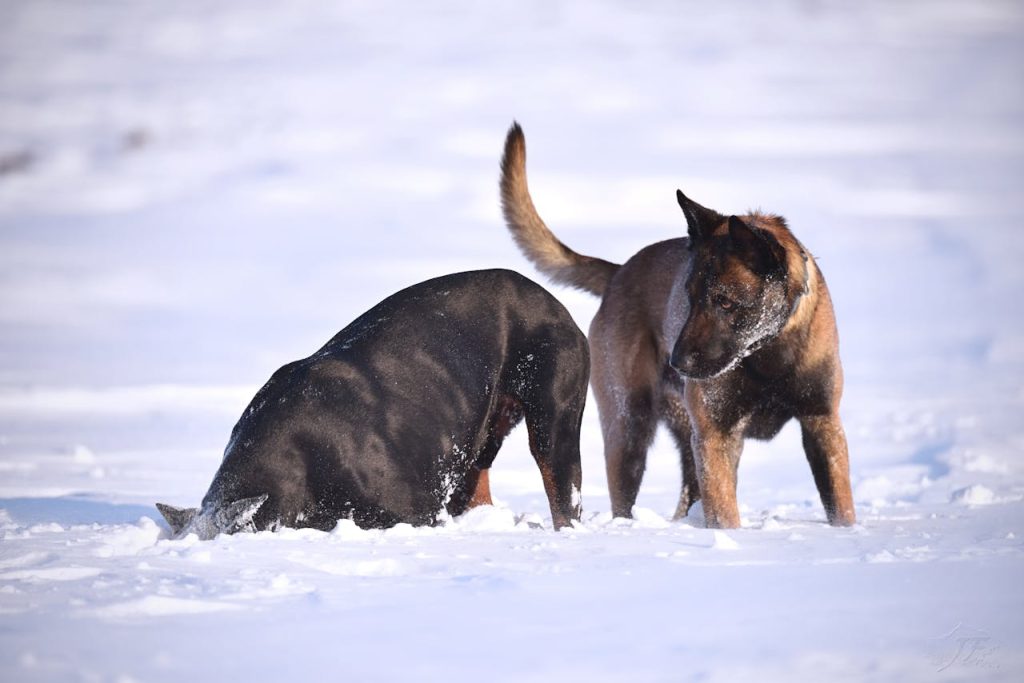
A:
500,122,620,297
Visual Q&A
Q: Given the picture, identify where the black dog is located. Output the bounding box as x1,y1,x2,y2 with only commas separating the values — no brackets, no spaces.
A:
158,269,589,538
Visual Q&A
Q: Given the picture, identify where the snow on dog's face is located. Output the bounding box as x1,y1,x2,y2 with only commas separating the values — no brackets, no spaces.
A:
670,192,793,380
156,494,268,540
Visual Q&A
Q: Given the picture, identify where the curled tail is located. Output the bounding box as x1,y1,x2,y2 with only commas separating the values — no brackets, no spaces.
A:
500,122,619,297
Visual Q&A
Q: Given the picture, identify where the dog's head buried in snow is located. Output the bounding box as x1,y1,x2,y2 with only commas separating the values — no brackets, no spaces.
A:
157,269,589,539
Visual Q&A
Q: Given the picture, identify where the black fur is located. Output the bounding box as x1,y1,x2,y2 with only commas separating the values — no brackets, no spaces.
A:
161,269,589,538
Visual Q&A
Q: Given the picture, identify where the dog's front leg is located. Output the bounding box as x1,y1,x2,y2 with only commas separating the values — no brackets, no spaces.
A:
685,383,743,528
690,426,743,528
799,413,856,526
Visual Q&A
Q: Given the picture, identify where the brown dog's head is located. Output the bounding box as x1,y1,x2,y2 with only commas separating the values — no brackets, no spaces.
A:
670,190,799,380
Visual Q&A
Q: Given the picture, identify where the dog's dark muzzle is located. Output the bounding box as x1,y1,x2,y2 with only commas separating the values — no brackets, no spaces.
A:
669,339,733,380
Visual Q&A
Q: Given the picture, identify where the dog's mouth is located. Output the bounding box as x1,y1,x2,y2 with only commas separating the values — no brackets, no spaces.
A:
669,351,742,381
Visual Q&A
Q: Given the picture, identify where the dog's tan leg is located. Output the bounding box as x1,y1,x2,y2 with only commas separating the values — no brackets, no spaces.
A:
690,428,743,528
466,468,493,509
685,383,742,528
799,413,856,526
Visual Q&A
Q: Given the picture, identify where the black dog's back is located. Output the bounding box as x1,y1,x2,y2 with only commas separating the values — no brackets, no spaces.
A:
189,269,588,535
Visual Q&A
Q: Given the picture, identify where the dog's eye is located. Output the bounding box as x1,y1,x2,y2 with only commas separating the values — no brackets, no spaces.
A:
716,296,736,311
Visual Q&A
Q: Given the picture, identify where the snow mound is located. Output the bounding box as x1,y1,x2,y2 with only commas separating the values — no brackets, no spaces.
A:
961,451,1009,474
0,551,55,569
90,595,243,620
711,531,740,550
951,485,997,506
0,566,102,582
681,501,706,527
630,507,670,529
288,553,403,577
93,517,163,558
329,518,375,541
450,505,519,532
865,550,897,563
226,573,317,600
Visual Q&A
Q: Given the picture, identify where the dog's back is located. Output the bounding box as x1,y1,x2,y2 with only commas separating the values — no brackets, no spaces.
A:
160,269,590,537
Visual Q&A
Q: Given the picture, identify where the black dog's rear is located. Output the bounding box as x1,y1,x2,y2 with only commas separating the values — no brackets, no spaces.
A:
159,269,589,538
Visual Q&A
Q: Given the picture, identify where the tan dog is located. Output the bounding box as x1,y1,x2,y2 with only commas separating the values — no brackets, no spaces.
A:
499,122,855,528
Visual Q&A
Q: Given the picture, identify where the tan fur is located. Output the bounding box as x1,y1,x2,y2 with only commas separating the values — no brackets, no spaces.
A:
498,123,856,528
500,122,619,296
683,382,743,528
466,469,493,509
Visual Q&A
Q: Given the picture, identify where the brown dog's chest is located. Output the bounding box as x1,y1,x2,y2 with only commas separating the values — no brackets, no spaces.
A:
687,354,834,440
738,394,797,441
690,377,793,440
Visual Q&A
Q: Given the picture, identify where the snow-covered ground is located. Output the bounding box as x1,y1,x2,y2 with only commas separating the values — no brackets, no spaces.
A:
1,1,1023,680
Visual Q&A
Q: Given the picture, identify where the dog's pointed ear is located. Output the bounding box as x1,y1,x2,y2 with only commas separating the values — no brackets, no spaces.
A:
156,503,198,536
728,215,786,274
677,190,722,241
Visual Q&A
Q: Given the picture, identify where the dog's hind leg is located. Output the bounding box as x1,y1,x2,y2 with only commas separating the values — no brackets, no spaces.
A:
599,389,657,519
590,323,660,519
446,467,492,517
446,396,523,516
799,413,856,526
514,343,587,529
524,402,585,530
660,384,700,520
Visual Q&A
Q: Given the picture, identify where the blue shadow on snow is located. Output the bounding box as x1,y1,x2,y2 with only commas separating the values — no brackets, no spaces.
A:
0,496,157,527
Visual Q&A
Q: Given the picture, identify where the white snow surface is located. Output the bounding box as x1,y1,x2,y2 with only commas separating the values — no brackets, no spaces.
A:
2,1,1023,681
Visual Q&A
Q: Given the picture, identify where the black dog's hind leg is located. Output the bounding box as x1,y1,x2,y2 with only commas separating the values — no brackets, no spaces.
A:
445,396,523,517
517,358,586,530
525,407,584,529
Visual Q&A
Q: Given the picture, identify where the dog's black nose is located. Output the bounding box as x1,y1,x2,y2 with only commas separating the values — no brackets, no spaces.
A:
669,349,697,375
